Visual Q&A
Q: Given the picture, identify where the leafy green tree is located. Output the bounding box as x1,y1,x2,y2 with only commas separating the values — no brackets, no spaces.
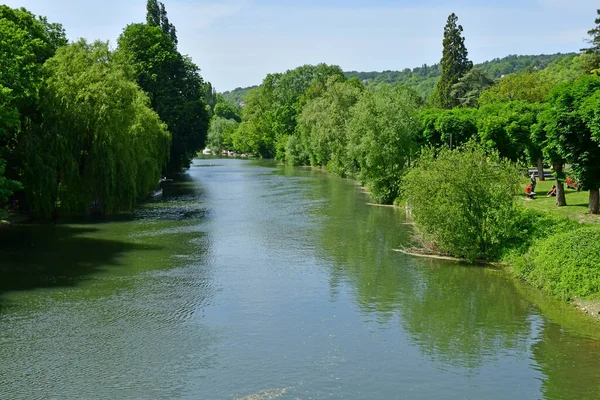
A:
206,117,238,153
117,21,209,174
0,5,66,204
541,76,600,213
418,108,477,149
203,82,218,116
477,101,543,163
347,86,421,203
0,86,22,203
402,142,521,261
233,64,344,158
24,40,170,217
213,100,241,122
434,13,473,109
450,68,494,107
580,86,600,143
295,76,364,175
478,71,554,105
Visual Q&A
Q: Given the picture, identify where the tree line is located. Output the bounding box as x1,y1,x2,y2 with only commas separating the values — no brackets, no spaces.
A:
222,53,575,106
0,1,211,218
210,11,600,214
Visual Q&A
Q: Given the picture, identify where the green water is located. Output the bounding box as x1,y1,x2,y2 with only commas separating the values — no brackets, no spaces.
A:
1,159,599,399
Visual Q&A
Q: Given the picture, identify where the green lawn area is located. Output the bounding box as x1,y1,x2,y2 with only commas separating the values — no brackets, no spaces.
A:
520,178,600,224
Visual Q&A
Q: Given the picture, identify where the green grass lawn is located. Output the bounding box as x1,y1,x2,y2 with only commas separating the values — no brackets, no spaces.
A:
520,178,600,224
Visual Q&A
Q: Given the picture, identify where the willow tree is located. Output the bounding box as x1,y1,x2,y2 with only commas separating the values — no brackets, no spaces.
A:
435,13,473,109
296,76,365,175
347,85,422,204
24,40,170,217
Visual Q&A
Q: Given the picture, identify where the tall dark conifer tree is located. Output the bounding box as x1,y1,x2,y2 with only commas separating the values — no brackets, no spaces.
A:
581,9,600,72
435,13,472,109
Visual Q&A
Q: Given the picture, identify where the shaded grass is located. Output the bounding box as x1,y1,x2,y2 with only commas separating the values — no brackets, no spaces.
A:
519,178,600,224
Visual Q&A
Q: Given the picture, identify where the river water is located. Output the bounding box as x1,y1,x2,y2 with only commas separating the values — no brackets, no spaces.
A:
1,158,599,399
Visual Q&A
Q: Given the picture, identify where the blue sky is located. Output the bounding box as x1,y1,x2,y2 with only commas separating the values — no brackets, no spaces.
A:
4,0,599,91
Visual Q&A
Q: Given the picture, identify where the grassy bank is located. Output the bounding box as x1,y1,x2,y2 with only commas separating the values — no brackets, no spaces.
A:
508,179,600,317
520,179,600,224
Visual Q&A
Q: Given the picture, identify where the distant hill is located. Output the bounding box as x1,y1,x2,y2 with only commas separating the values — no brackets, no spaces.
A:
220,85,258,108
220,53,577,105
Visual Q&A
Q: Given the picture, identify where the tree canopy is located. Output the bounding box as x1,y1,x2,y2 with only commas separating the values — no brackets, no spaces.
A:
117,16,209,174
0,3,213,217
23,40,170,217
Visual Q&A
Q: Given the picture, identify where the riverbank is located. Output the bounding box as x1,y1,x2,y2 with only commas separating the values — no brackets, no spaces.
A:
298,153,600,323
395,201,600,321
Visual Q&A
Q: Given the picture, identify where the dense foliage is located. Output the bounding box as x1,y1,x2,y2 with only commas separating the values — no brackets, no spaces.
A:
536,75,600,212
226,54,574,107
117,14,209,174
0,6,66,206
26,40,170,217
293,76,364,173
0,2,213,217
206,117,239,153
514,227,600,299
347,86,421,203
230,64,345,158
402,143,521,261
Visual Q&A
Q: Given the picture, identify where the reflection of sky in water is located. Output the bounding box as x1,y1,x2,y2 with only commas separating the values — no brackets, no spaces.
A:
1,158,599,399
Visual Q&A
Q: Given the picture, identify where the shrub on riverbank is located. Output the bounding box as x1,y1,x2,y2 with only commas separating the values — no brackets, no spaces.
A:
402,142,521,261
500,208,579,261
513,227,600,300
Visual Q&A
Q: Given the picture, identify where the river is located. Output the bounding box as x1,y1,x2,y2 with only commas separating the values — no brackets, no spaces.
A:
1,158,599,399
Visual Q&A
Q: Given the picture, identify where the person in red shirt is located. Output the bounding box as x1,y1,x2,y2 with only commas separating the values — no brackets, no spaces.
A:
525,184,535,199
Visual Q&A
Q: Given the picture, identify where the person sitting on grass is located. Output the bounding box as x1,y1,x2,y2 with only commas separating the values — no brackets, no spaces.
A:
566,176,574,189
547,185,557,197
525,184,535,199
566,176,582,191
